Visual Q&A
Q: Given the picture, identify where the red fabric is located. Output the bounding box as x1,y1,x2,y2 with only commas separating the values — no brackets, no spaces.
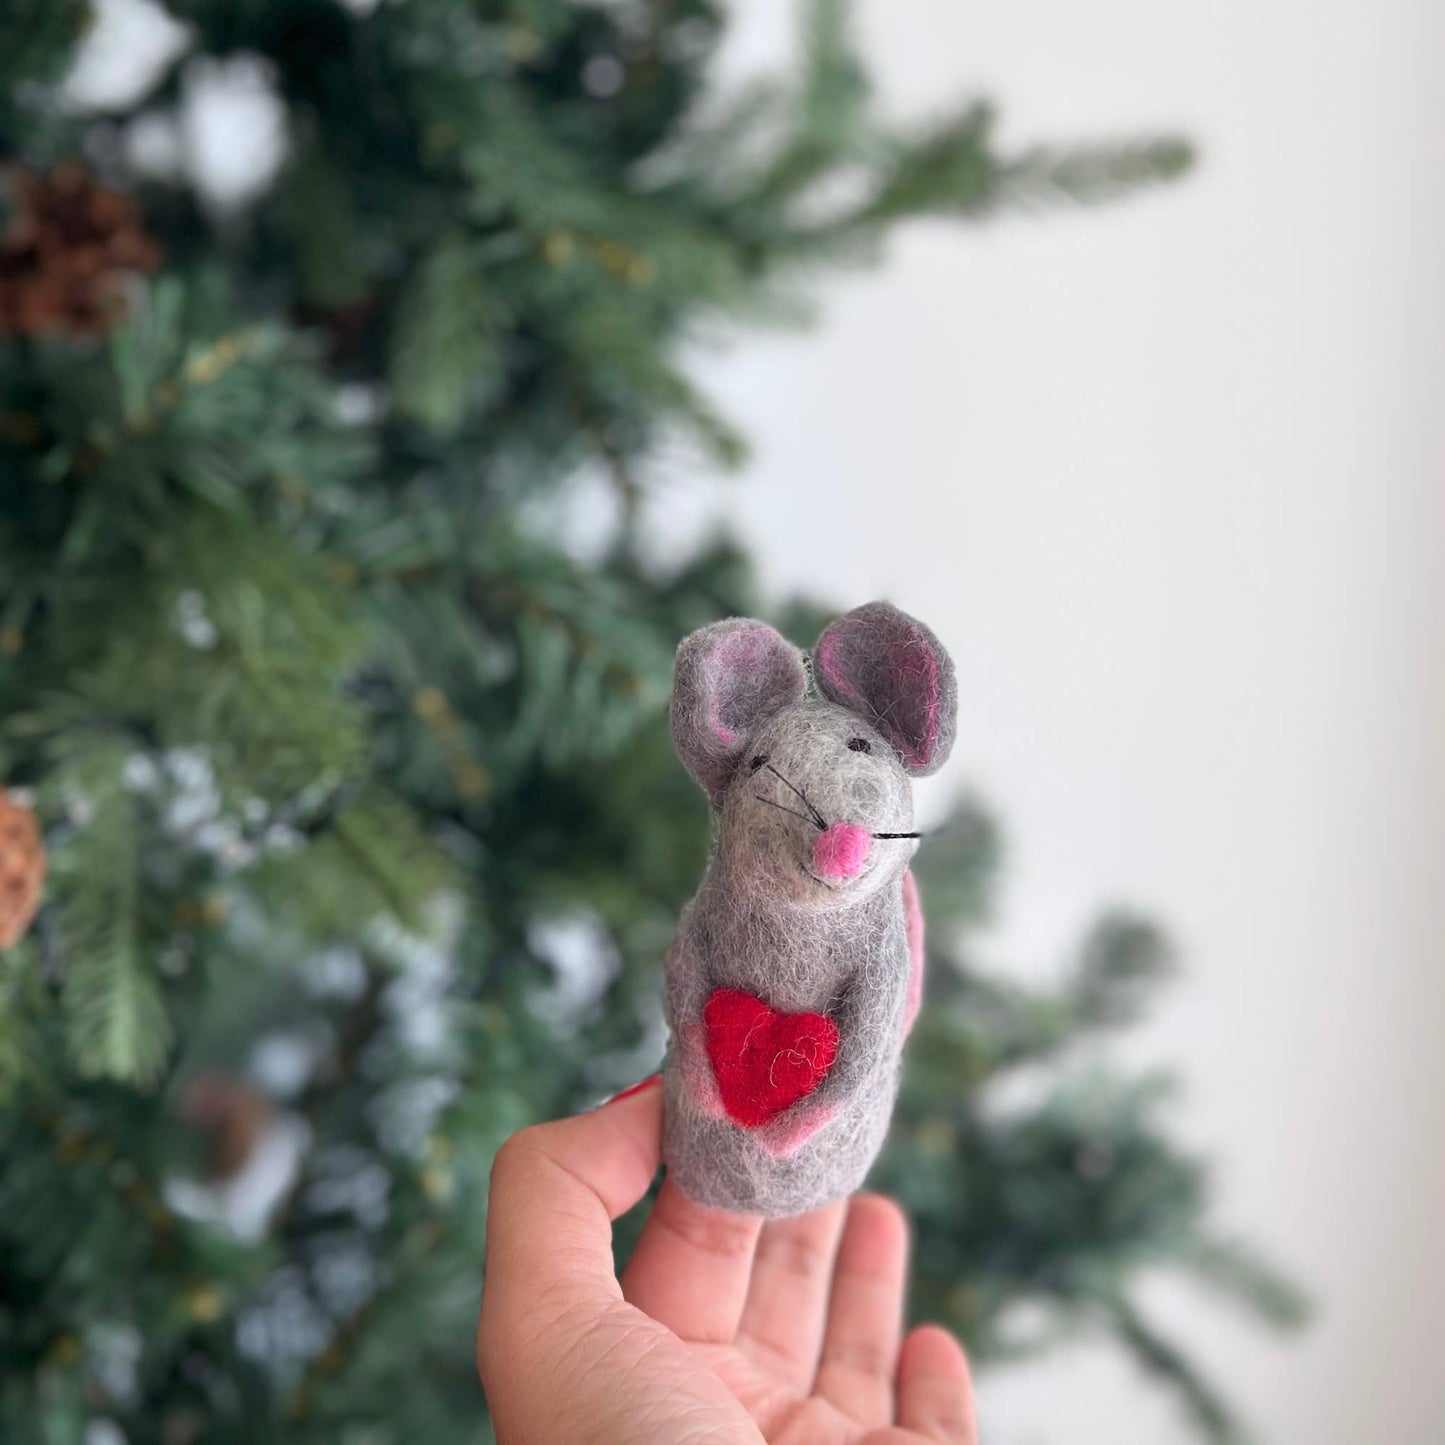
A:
703,988,839,1128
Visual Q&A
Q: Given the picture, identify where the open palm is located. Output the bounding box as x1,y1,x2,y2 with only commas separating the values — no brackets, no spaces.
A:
478,1078,976,1444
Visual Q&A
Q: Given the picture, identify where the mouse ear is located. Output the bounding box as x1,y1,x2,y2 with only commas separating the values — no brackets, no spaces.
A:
672,618,807,804
813,602,957,775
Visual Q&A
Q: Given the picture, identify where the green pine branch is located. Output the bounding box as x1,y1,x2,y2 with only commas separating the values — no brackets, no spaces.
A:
47,744,170,1086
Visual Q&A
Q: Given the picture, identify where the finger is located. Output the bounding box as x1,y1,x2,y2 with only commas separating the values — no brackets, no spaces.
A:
814,1193,909,1429
620,1173,763,1342
734,1198,848,1390
481,1077,663,1320
895,1326,977,1444
478,1078,765,1445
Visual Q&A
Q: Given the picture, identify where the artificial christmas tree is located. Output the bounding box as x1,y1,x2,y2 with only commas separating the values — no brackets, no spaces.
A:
0,2,1301,1442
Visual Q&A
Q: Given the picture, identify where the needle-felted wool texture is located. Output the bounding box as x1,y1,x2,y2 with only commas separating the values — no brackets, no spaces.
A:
703,988,840,1128
662,602,957,1216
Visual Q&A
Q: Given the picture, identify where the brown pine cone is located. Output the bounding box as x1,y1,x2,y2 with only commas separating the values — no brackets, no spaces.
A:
0,161,162,339
0,789,46,949
181,1071,276,1183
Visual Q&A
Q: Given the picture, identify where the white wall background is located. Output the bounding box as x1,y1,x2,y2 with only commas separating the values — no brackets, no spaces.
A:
664,2,1445,1441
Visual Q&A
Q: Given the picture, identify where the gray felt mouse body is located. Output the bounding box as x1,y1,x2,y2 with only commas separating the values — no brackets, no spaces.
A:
662,602,957,1217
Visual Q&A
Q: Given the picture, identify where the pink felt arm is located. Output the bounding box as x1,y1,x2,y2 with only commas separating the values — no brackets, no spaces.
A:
665,936,728,1120
678,1019,727,1119
759,1099,839,1158
902,868,924,1038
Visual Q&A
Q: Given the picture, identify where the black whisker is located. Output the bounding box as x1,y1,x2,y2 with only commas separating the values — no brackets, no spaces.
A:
872,831,923,840
764,764,827,829
755,794,820,826
799,784,826,826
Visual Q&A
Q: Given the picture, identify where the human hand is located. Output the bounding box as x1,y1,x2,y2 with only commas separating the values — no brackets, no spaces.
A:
477,1076,977,1444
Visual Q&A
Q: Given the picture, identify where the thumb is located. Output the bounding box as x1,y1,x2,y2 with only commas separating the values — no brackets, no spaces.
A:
481,1076,663,1322
477,1078,758,1443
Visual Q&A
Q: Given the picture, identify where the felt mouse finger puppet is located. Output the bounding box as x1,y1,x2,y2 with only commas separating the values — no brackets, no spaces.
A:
662,601,957,1217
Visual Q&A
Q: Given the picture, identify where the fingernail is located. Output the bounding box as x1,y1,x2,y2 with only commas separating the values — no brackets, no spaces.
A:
602,1074,661,1106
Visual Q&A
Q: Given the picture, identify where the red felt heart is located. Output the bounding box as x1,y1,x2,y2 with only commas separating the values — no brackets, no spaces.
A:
703,988,840,1128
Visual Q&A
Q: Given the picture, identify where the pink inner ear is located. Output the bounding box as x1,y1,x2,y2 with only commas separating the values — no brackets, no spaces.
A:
813,627,862,710
706,624,773,743
894,634,941,769
815,620,941,769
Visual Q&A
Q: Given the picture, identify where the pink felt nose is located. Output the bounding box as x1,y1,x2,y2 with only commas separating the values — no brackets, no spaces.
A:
814,823,871,880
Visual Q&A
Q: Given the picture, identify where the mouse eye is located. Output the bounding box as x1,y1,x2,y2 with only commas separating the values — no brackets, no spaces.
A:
749,754,768,771
847,737,872,754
